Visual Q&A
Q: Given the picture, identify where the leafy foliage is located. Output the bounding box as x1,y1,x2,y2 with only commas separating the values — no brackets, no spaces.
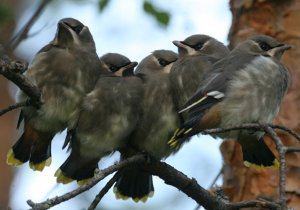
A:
143,1,170,27
0,3,14,23
98,0,110,12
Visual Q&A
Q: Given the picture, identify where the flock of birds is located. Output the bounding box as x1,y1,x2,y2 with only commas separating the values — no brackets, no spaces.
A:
6,17,291,202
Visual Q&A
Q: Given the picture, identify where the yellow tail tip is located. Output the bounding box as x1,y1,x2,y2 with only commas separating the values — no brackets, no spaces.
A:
77,178,92,186
113,187,154,202
54,169,74,184
139,191,154,203
29,157,52,171
244,159,279,169
113,188,129,200
6,149,24,166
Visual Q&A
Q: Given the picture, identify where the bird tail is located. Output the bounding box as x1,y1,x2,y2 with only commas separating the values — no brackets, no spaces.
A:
113,167,154,203
238,136,279,168
7,122,54,171
55,149,99,186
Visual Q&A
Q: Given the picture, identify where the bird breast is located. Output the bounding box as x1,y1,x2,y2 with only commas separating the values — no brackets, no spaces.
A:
220,55,289,127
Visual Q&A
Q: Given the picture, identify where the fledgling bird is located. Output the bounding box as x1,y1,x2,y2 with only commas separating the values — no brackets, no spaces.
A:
170,34,229,118
114,50,179,202
100,53,136,77
168,35,291,168
54,53,140,185
7,18,102,171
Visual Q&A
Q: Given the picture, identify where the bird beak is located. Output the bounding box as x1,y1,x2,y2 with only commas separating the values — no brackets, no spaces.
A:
172,40,187,49
125,61,138,69
52,20,74,46
114,61,138,77
269,43,292,59
277,43,292,51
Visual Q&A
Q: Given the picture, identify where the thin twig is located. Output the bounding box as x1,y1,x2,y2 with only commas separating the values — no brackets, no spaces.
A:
201,123,300,143
87,172,120,210
194,166,224,210
202,123,261,135
271,124,300,142
262,124,287,209
27,155,146,210
209,166,223,189
7,0,53,51
0,100,30,117
226,199,280,210
286,147,300,153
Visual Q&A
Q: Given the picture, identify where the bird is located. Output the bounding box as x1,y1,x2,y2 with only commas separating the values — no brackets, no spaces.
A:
54,53,141,185
113,50,182,202
6,18,103,171
169,34,229,120
168,35,291,168
100,53,136,76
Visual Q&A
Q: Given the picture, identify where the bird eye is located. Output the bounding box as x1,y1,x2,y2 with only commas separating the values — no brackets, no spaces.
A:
109,66,118,72
259,42,271,51
158,59,168,66
72,25,83,34
193,43,203,50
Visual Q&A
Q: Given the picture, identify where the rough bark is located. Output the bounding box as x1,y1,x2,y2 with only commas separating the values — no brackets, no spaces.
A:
0,1,22,209
222,0,300,209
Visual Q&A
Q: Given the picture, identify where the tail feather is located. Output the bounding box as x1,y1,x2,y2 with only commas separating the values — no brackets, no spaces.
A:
7,133,32,166
7,122,55,171
17,110,24,129
55,150,99,185
238,136,278,168
114,167,154,202
29,132,54,171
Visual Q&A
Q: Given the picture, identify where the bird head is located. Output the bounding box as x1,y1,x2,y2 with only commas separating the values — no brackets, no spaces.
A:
52,18,96,52
100,53,138,77
134,50,178,76
236,35,291,60
173,34,229,58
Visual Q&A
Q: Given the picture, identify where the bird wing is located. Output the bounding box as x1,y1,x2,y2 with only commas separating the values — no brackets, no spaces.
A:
168,53,256,148
180,52,256,116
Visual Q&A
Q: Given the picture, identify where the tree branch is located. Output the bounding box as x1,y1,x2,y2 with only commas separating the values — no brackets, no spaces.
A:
145,160,227,210
28,152,282,210
145,160,281,210
201,123,300,142
0,100,30,117
87,172,120,210
262,124,287,209
24,122,300,210
271,124,300,142
27,155,147,210
6,0,53,51
286,147,300,153
226,199,280,210
0,56,41,107
194,166,224,210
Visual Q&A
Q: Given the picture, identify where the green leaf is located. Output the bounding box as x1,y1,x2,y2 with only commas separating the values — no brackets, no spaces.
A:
143,1,155,14
156,11,170,27
98,0,110,12
143,1,170,27
0,3,14,23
